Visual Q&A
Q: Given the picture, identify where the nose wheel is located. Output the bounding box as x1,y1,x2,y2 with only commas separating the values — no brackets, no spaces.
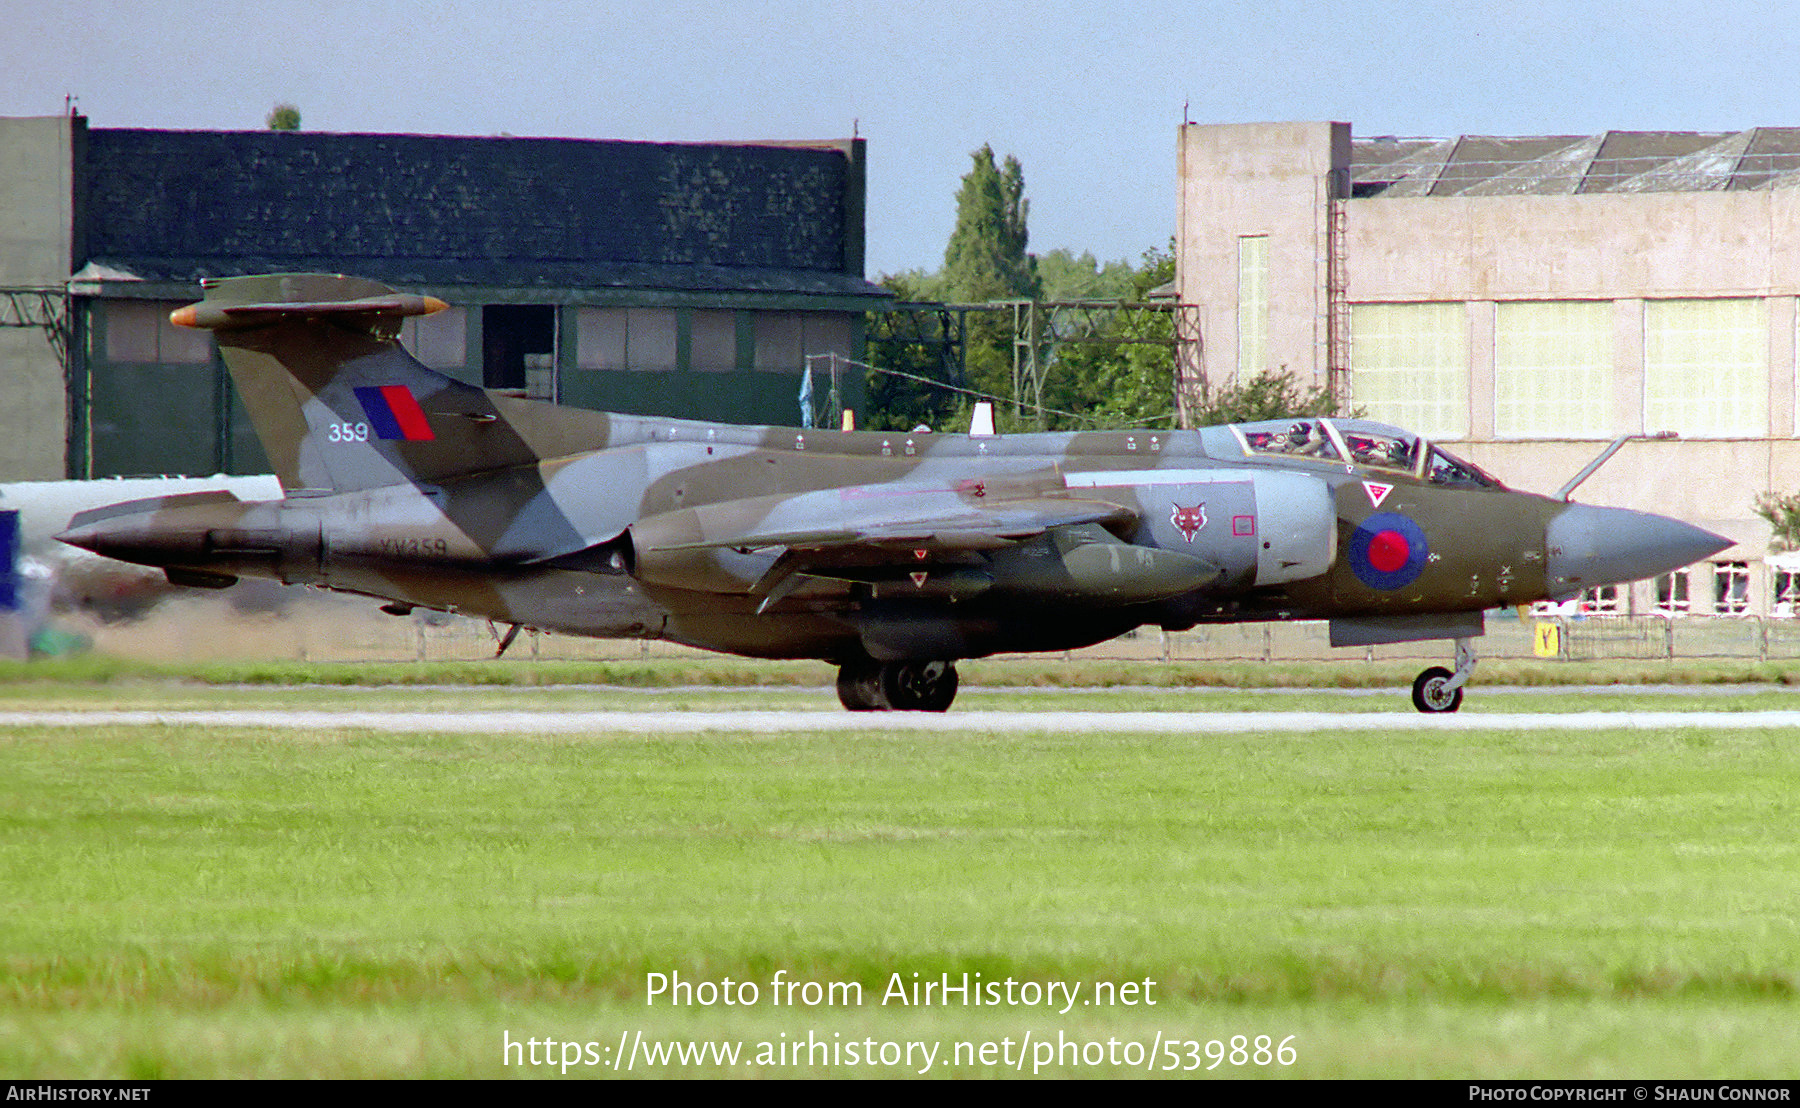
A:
836,659,959,712
1411,638,1476,713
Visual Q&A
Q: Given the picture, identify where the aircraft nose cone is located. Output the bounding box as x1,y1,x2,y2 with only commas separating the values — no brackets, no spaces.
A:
55,515,193,567
55,524,94,553
54,520,114,557
1546,504,1732,595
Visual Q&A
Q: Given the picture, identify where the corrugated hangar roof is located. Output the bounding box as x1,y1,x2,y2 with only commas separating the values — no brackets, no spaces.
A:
1352,128,1800,197
78,129,888,300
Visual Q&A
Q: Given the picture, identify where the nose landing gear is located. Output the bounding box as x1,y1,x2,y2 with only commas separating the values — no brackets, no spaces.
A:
1412,637,1476,713
836,659,960,712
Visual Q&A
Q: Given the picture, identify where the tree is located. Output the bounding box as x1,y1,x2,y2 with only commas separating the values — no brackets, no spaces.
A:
862,156,1348,433
940,146,1038,303
1187,366,1347,427
1034,244,1176,429
1030,244,1349,431
1754,490,1800,552
938,147,1040,425
1036,248,1135,302
266,103,301,131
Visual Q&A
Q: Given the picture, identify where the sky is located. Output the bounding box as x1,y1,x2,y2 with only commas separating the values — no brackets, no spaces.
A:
5,0,1799,278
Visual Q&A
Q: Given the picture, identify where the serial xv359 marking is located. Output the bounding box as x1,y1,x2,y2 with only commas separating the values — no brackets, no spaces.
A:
60,275,1730,713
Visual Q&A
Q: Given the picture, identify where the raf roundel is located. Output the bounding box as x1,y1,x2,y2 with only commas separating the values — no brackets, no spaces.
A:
1348,512,1429,591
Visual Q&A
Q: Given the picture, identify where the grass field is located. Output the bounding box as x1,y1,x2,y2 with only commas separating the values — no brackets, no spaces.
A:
3,662,1799,1078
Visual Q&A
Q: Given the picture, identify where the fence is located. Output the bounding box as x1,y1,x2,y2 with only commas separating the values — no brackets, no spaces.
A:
1543,614,1800,662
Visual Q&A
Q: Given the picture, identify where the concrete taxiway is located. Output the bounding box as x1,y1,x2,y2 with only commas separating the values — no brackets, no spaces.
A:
3,708,1800,733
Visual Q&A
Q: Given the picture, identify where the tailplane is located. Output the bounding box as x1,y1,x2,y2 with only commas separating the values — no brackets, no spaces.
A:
173,273,607,494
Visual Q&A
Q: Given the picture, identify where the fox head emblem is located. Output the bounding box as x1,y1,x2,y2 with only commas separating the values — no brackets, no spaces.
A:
1170,501,1207,542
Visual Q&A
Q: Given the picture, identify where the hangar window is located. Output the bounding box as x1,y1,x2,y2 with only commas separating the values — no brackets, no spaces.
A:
1494,301,1612,438
757,312,854,376
1654,568,1691,615
1713,561,1750,615
573,308,689,374
575,308,629,371
106,300,212,365
1584,585,1622,614
1644,299,1766,437
1350,302,1468,439
805,314,853,362
401,304,466,370
105,300,161,362
755,312,805,372
1773,567,1800,618
690,310,740,373
1237,235,1269,377
626,309,679,372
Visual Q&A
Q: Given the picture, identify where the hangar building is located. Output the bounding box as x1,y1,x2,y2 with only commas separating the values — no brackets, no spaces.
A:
1178,121,1800,617
0,114,884,482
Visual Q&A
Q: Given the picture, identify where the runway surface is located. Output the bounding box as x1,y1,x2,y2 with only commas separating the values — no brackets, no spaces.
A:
5,708,1800,733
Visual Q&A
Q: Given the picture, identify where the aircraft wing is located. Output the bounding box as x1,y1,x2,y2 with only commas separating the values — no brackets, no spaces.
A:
654,496,1135,556
626,485,1150,609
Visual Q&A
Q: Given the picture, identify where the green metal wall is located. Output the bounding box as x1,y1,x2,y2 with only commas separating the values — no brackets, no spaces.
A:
80,299,269,478
75,298,864,478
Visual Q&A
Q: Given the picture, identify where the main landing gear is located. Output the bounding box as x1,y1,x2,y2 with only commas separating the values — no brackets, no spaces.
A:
836,659,960,712
1411,637,1476,713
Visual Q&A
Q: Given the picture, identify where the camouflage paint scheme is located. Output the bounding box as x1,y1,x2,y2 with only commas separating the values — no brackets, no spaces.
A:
60,275,1730,712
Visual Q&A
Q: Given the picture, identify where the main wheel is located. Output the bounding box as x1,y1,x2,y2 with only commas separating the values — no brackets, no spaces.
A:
1411,666,1463,713
879,660,959,712
836,661,888,711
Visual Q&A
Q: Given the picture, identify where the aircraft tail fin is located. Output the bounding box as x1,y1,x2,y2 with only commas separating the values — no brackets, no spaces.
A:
173,273,606,494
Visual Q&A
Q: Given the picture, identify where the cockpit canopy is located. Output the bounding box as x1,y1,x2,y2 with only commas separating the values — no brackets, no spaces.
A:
1230,418,1506,490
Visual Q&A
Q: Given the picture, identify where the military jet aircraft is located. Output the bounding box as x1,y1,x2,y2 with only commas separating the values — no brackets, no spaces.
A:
59,274,1730,712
